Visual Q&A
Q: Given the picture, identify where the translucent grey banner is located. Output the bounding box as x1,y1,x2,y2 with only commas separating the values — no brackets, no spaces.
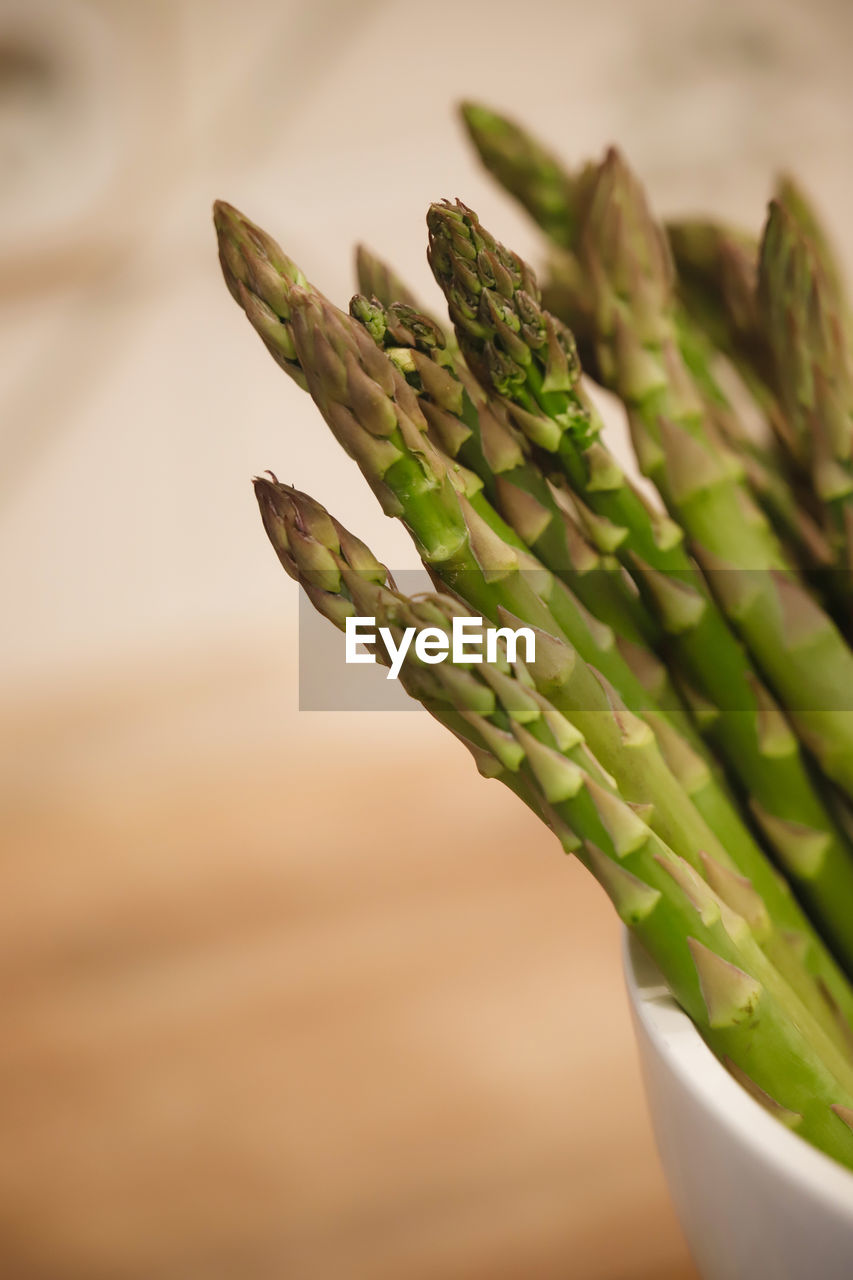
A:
297,567,853,713
299,570,433,710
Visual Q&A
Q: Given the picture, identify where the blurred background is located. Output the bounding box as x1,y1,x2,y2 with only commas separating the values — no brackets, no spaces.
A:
2,0,853,1275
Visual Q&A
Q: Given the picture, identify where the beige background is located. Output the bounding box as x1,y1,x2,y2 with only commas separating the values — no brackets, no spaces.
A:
2,0,853,1275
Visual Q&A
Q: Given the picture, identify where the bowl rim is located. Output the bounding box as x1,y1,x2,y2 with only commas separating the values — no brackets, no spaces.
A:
623,931,853,1213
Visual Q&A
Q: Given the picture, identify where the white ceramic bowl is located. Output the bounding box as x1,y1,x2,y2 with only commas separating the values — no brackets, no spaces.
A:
623,933,853,1280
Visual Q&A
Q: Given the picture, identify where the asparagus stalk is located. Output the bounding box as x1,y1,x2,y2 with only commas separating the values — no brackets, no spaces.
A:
347,290,799,827
546,228,835,593
666,218,771,381
458,102,588,251
775,174,852,340
354,244,423,311
458,99,769,412
576,151,853,801
216,203,672,711
458,100,825,558
255,478,853,1169
669,177,851,410
214,201,312,391
425,196,853,974
348,291,664,657
214,199,853,1035
678,314,839,601
347,289,810,868
758,199,853,591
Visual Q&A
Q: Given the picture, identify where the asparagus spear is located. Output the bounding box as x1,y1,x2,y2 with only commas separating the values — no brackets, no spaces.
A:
758,199,853,590
354,244,423,311
546,234,834,590
349,291,664,656
775,174,852,338
669,177,851,409
458,101,765,389
346,293,809,855
425,196,853,973
346,289,813,864
213,199,853,1032
679,316,840,605
458,102,587,251
576,150,853,801
214,200,312,391
458,100,824,555
217,202,670,708
666,218,772,382
255,477,853,1169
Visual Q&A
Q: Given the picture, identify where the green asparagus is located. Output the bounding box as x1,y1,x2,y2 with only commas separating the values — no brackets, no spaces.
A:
425,196,853,974
759,199,853,589
212,136,853,1172
254,477,853,1169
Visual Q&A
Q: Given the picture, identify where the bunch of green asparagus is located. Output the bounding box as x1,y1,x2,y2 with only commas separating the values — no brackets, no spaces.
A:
214,103,853,1171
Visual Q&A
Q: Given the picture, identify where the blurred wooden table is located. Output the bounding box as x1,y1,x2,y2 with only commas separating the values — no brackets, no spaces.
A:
0,649,699,1280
